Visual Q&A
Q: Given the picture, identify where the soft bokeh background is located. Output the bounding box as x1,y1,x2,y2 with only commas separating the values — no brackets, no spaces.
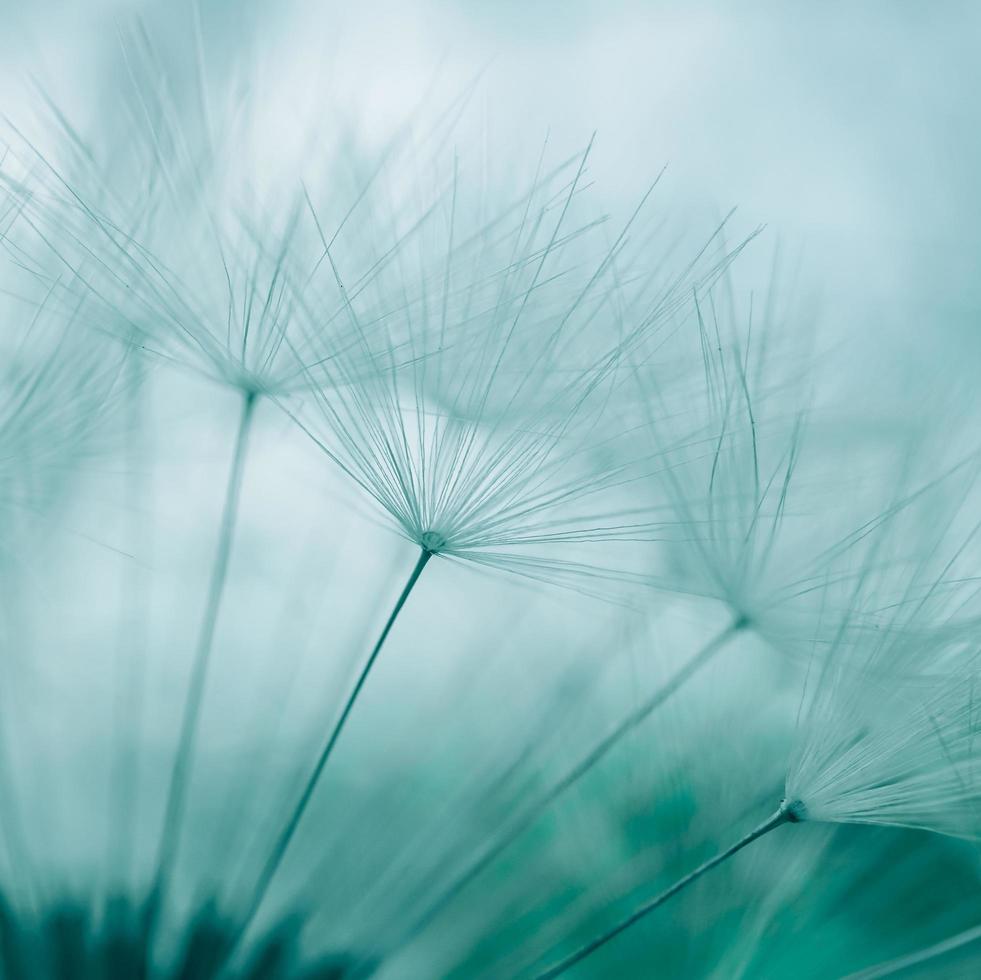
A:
2,2,981,978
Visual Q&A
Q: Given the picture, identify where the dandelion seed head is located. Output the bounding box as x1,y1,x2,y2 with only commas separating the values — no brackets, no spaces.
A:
784,483,981,840
0,294,126,530
295,143,749,593
2,35,420,402
633,275,835,647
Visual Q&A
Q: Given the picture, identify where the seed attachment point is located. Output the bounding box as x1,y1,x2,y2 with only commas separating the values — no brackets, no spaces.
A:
780,798,807,823
420,530,447,554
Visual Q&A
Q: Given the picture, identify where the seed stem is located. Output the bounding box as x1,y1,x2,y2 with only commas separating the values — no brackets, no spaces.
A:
231,546,434,947
535,803,793,979
108,354,149,892
388,618,743,957
844,921,981,980
153,389,257,892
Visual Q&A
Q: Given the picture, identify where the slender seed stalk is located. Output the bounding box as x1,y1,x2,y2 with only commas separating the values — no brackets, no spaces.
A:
844,923,981,980
230,546,434,946
153,389,258,892
0,697,38,915
108,354,149,892
535,803,796,980
387,618,745,958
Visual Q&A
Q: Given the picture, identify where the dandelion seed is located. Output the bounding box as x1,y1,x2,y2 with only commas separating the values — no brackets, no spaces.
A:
533,461,981,977
293,144,750,585
0,289,128,914
384,284,839,965
641,285,815,633
3,36,468,917
224,140,752,948
0,290,127,540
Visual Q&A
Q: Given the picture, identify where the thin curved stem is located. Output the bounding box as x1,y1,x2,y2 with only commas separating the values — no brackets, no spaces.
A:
231,547,433,946
108,355,149,892
535,804,792,979
388,618,743,958
153,389,257,891
0,694,38,914
845,922,981,980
